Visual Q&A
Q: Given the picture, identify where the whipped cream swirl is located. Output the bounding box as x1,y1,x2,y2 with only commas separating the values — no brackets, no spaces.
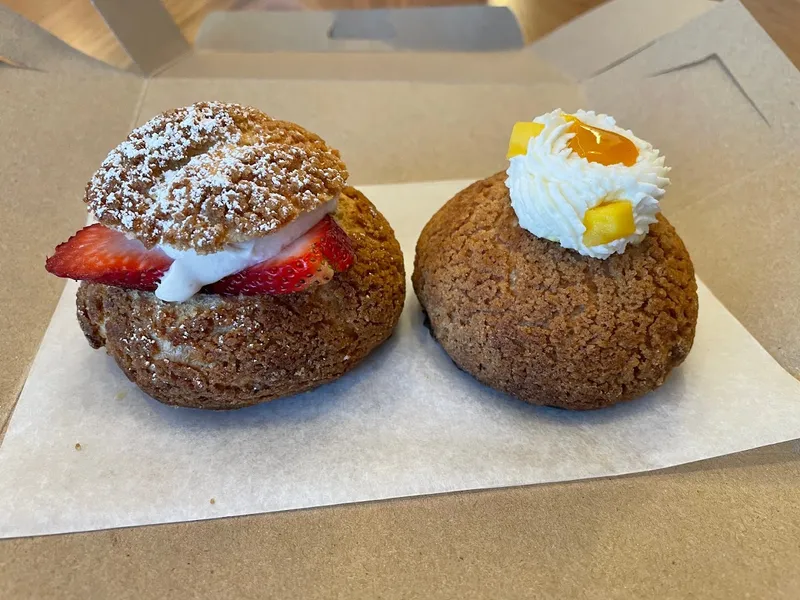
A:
506,109,670,259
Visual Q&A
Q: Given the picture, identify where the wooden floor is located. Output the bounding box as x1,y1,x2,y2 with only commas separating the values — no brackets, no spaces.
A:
1,0,799,69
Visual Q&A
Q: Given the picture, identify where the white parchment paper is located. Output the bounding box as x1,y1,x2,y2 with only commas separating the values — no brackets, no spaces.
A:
2,179,800,539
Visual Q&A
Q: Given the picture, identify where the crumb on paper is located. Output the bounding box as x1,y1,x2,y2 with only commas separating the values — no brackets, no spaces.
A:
74,443,82,451
210,498,216,505
115,391,127,400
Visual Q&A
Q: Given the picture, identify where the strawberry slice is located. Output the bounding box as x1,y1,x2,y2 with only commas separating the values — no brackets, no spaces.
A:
211,215,355,296
45,224,173,291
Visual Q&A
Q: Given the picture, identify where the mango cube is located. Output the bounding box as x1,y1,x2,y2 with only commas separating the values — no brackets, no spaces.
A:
582,201,636,247
507,122,545,159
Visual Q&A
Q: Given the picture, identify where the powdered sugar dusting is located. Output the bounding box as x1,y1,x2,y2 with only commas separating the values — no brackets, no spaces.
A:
85,102,348,253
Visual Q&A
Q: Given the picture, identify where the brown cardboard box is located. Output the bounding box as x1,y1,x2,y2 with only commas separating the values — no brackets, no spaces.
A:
2,0,800,597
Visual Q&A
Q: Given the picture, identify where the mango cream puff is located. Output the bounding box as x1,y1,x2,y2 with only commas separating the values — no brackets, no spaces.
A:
413,110,697,410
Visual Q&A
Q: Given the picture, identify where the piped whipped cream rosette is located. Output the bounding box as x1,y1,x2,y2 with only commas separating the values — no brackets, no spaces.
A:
505,109,670,259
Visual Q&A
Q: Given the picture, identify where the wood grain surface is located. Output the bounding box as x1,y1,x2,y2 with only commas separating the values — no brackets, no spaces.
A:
1,0,798,68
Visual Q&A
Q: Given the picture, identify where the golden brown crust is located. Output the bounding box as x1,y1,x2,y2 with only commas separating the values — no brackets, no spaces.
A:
77,187,405,410
412,172,698,410
85,102,348,253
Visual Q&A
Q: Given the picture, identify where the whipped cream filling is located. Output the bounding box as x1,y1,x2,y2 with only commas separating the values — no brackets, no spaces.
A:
506,109,670,259
155,199,337,302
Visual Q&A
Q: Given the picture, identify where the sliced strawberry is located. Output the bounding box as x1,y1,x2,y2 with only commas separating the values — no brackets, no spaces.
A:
318,215,357,271
45,224,173,291
46,216,354,297
211,215,355,296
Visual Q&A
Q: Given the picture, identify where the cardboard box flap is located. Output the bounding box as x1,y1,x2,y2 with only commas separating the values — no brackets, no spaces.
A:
92,0,190,76
195,7,523,53
163,5,563,84
669,150,800,377
157,51,570,85
585,0,800,128
583,0,800,209
531,0,717,81
0,4,117,73
0,65,143,433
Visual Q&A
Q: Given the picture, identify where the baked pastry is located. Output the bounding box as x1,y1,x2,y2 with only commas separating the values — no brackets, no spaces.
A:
46,102,405,409
413,110,698,410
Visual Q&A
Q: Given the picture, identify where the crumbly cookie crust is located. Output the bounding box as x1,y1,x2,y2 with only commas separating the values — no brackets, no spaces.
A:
86,102,348,253
413,172,698,410
77,187,405,409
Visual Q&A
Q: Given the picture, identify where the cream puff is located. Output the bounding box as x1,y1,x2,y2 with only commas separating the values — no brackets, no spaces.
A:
413,110,698,410
47,102,405,409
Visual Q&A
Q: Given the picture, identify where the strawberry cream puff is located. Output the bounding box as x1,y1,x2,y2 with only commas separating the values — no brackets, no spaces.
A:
47,102,405,409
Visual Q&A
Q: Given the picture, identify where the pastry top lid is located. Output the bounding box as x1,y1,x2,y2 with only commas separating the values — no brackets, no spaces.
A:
85,102,348,254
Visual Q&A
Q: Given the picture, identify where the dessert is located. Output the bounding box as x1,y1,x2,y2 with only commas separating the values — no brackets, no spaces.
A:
46,102,405,409
413,110,698,410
